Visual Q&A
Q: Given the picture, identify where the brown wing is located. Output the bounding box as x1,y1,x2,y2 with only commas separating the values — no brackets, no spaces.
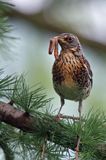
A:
70,53,93,88
82,55,93,87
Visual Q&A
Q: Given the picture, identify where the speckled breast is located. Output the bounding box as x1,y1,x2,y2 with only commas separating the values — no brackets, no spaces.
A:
52,53,92,101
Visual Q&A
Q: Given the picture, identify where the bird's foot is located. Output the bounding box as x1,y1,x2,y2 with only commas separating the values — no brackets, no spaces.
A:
54,114,80,121
54,114,63,121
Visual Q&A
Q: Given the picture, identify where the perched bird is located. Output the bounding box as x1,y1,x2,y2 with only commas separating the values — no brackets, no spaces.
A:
49,33,93,117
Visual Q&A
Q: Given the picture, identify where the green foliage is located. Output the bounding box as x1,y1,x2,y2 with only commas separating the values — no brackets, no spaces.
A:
0,70,105,160
0,69,16,97
0,1,13,11
0,69,105,159
5,75,51,113
0,130,14,160
80,110,106,159
0,0,15,55
0,0,11,34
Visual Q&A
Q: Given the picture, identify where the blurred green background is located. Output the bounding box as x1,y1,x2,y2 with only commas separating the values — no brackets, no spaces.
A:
1,0,106,116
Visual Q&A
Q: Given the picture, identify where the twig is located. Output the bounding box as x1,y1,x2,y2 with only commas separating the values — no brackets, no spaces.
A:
41,136,47,160
75,137,80,160
57,114,80,121
41,143,45,160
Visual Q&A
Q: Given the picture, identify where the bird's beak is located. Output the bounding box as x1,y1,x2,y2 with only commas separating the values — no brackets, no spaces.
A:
57,35,66,45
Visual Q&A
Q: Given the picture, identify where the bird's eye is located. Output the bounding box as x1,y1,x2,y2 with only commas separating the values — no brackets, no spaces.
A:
68,37,74,43
65,36,74,43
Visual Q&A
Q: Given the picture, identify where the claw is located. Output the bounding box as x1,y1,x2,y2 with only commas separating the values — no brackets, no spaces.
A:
54,114,63,122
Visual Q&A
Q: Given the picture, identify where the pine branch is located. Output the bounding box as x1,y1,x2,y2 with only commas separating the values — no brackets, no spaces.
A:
0,102,105,159
0,137,14,160
0,0,14,7
0,0,15,56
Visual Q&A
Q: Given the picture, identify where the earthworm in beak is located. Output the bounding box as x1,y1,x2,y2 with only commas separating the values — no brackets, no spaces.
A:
48,37,59,60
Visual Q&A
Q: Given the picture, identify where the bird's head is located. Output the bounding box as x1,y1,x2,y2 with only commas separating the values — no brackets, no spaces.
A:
57,33,80,50
48,33,82,59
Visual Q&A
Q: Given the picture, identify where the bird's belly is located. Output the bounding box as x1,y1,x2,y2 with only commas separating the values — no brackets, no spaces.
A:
53,82,90,101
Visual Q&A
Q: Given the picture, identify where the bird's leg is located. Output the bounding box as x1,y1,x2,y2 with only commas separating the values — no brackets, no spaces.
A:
58,97,64,115
75,100,83,159
55,97,64,121
78,100,82,118
75,136,80,160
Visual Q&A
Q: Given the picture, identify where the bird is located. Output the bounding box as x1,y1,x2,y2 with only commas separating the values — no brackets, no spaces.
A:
49,33,93,118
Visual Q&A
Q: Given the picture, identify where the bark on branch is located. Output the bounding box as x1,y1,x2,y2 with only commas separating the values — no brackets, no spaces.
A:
0,102,106,157
0,102,76,148
0,103,35,132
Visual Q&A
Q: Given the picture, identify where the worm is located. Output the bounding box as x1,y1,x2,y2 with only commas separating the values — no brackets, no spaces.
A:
48,37,59,60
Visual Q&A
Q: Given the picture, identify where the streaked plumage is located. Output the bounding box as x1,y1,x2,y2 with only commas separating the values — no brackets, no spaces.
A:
51,33,93,115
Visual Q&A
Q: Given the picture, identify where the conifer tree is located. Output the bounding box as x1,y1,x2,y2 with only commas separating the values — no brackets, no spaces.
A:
0,1,105,160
